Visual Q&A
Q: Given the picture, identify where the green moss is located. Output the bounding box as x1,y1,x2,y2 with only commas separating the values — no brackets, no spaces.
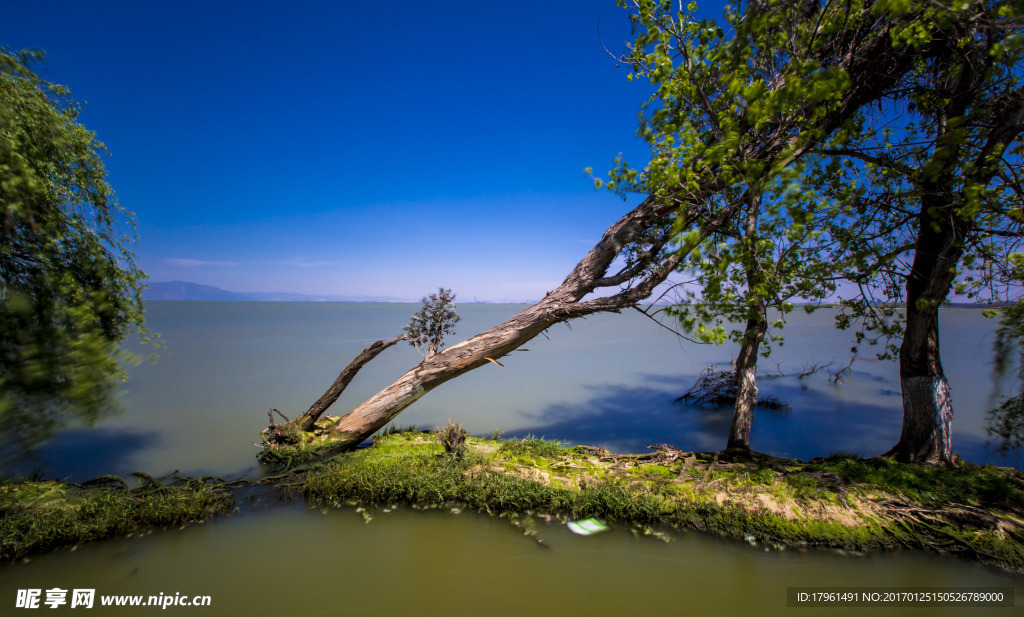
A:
0,478,234,562
637,464,675,479
804,456,1024,506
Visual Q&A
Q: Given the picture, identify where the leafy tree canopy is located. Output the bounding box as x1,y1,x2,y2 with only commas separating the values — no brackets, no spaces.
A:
599,0,945,349
1,48,148,446
817,0,1024,356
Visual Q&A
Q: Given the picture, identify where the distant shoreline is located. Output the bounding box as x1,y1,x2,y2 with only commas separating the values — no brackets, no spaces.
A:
142,280,1006,310
142,281,537,304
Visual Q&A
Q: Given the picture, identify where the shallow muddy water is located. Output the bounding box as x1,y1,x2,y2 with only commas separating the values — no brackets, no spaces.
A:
1,503,1020,616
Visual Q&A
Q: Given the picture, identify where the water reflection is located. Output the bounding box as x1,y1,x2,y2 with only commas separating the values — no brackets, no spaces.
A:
506,373,1020,467
1,303,1021,615
509,382,731,453
0,428,160,483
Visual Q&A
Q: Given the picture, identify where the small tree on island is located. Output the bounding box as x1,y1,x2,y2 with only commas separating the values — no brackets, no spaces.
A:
404,288,461,359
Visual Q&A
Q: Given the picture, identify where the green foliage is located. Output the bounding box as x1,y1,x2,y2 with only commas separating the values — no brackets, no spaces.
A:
607,0,1023,391
0,49,149,445
403,287,460,359
666,174,842,355
817,1,1024,359
608,0,876,201
605,0,925,359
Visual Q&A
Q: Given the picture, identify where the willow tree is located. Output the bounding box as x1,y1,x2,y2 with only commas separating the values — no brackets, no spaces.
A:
1,49,148,446
817,0,1024,465
266,0,962,454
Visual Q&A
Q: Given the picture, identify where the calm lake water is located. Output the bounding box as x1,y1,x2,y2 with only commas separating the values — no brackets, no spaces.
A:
1,302,1021,615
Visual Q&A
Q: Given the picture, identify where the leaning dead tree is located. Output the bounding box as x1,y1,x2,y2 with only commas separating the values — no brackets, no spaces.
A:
298,334,407,432
260,0,943,456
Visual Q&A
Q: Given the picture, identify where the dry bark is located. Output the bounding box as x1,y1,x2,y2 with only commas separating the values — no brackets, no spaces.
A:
322,194,704,449
727,192,768,452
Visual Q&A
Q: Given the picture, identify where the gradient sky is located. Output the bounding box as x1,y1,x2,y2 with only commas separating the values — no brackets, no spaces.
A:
4,1,739,301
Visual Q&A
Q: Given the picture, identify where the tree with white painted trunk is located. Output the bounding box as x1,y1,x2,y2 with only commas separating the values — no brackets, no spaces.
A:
604,0,933,453
818,2,1024,465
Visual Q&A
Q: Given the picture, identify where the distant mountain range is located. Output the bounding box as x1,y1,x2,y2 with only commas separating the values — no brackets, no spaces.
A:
141,281,999,307
142,281,412,303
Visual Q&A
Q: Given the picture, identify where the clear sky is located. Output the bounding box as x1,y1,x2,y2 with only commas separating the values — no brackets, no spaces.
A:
4,1,735,302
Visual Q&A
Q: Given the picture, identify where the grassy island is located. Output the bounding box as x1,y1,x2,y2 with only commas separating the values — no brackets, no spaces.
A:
3,427,1023,574
0,474,234,562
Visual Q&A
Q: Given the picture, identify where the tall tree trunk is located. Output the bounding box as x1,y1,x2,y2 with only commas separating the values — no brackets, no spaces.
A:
728,309,767,451
876,36,1024,464
887,195,964,466
727,191,767,452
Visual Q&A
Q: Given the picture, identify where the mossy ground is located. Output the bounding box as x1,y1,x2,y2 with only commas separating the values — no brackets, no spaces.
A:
0,475,235,562
301,431,1024,573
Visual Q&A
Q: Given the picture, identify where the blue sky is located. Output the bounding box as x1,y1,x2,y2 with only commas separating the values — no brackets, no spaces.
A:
4,1,735,301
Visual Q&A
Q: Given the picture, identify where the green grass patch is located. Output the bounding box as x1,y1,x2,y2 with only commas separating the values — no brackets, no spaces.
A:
498,436,572,459
804,456,1024,506
304,436,674,523
0,479,234,562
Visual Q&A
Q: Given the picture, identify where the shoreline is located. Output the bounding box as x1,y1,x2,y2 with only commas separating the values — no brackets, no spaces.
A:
4,430,1024,574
